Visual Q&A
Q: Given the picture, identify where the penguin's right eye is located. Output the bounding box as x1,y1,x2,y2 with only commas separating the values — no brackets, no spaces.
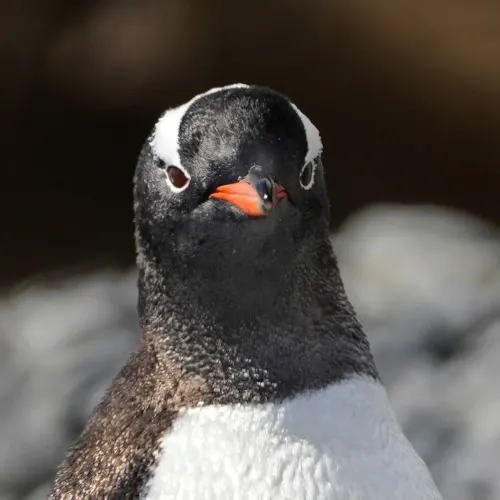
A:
299,159,317,190
158,159,191,192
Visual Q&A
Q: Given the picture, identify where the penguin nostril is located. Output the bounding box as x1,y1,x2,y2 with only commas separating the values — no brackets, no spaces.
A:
255,178,274,204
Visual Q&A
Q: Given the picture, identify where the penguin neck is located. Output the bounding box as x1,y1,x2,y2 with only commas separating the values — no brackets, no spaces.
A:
135,234,379,403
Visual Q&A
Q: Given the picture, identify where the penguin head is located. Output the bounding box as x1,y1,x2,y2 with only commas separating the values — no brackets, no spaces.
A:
134,84,331,315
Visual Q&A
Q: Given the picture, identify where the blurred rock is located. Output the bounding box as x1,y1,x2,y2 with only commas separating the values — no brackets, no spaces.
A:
0,272,139,499
334,204,500,382
1,204,500,499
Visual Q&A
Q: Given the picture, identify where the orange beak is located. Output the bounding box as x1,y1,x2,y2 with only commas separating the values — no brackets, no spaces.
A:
209,180,286,217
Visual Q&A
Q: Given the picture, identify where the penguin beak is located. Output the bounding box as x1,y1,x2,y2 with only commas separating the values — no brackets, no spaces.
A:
209,179,287,217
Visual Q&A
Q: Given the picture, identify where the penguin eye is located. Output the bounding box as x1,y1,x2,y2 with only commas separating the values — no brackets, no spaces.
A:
299,160,316,190
160,163,191,192
167,166,189,189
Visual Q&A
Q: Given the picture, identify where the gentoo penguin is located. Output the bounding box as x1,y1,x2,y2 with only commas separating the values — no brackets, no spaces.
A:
50,84,443,500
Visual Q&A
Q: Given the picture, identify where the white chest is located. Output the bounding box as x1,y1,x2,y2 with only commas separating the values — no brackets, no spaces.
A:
143,377,441,500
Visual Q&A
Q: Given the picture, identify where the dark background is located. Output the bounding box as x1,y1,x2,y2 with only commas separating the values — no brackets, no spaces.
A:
2,0,500,288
